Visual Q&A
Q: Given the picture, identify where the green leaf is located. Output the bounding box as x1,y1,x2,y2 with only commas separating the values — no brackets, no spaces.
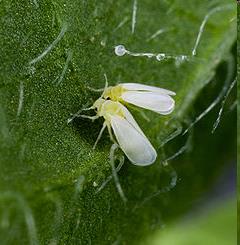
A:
144,199,236,245
0,0,236,243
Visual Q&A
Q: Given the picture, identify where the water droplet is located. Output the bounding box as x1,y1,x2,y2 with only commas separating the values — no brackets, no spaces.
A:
180,55,188,61
175,55,188,67
101,40,106,47
115,45,127,56
93,181,98,187
156,53,166,61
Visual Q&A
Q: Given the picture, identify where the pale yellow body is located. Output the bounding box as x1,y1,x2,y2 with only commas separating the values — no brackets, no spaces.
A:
102,85,126,101
93,98,125,122
92,98,127,145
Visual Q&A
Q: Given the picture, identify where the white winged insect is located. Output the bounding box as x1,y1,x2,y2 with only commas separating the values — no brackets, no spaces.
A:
102,83,176,115
70,98,157,166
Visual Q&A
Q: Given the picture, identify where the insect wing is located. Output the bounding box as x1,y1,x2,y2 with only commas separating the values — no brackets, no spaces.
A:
122,83,176,96
110,115,157,165
121,91,175,115
117,102,145,136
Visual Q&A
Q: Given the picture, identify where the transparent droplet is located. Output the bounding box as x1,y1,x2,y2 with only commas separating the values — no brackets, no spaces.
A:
93,181,98,187
180,55,188,61
115,45,127,56
156,53,166,61
101,40,106,47
175,55,188,67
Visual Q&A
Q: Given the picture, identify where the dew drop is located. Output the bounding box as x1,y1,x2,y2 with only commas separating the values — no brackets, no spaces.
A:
115,45,127,56
175,55,188,67
93,181,98,187
101,40,106,47
156,53,166,61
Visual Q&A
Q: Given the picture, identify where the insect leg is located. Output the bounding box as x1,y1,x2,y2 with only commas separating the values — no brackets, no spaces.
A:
107,123,115,143
67,106,96,124
93,122,107,149
87,86,105,92
79,115,99,121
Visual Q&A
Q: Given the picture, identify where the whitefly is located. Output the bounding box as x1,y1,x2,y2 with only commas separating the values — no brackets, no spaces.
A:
75,98,157,166
69,82,176,166
103,83,176,115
